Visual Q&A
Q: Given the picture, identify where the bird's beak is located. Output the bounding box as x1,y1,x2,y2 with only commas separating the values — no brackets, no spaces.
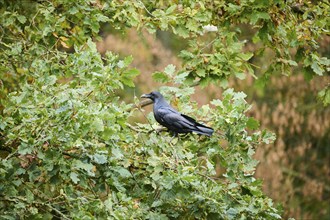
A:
141,93,151,99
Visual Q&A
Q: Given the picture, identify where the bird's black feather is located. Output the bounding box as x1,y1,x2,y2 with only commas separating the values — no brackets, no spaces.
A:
141,91,214,136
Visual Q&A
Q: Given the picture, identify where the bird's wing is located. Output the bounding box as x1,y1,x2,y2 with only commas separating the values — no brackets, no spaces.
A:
155,106,214,135
180,114,196,124
157,107,195,128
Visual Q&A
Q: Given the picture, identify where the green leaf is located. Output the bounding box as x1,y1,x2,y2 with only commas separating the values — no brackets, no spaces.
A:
0,118,6,130
269,212,282,219
179,50,194,59
210,99,222,107
228,182,238,189
246,63,257,79
124,55,133,66
235,72,246,80
152,72,170,83
288,60,298,66
111,148,123,159
220,79,228,88
96,14,109,22
186,19,198,32
11,42,22,55
247,117,260,130
117,60,125,68
318,86,330,106
70,172,80,184
124,68,140,77
206,159,216,175
226,208,238,220
68,7,79,14
45,75,57,85
91,117,104,132
318,57,330,66
160,176,174,190
121,77,135,87
164,64,176,76
262,130,276,144
25,189,34,203
311,62,324,75
17,15,27,24
239,52,253,61
121,69,140,87
93,153,107,164
18,143,32,155
86,38,97,52
113,167,132,178
302,67,314,81
199,77,211,88
173,26,190,38
250,12,270,25
196,69,206,77
166,5,177,14
174,71,189,84
152,200,163,207
73,160,95,176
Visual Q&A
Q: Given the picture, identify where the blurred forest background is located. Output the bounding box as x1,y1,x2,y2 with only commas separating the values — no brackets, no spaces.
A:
97,27,330,219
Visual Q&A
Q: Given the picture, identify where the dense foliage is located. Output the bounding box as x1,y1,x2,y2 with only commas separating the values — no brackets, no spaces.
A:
0,0,328,219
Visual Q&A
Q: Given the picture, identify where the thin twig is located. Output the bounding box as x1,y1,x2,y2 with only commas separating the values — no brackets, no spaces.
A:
200,37,218,52
139,108,155,132
44,203,70,220
126,123,140,132
138,1,155,17
5,149,18,160
127,99,153,112
1,196,70,220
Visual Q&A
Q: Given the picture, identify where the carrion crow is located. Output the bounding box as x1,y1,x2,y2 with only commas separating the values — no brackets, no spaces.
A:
141,91,214,136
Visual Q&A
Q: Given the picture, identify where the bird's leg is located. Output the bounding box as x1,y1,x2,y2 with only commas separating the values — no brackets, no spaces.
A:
169,132,179,164
169,132,178,144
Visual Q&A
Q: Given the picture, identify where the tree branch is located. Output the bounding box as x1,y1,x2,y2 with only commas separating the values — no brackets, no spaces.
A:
128,99,153,112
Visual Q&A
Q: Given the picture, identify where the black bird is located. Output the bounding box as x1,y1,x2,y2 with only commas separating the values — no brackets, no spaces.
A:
141,91,214,136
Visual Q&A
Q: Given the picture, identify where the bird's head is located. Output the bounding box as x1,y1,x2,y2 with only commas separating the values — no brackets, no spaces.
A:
141,91,163,102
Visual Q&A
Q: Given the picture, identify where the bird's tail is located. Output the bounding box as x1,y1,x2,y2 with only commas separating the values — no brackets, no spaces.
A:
194,125,214,136
181,114,214,136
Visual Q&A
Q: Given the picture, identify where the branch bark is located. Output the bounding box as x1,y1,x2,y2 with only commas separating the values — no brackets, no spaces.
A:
128,99,153,111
